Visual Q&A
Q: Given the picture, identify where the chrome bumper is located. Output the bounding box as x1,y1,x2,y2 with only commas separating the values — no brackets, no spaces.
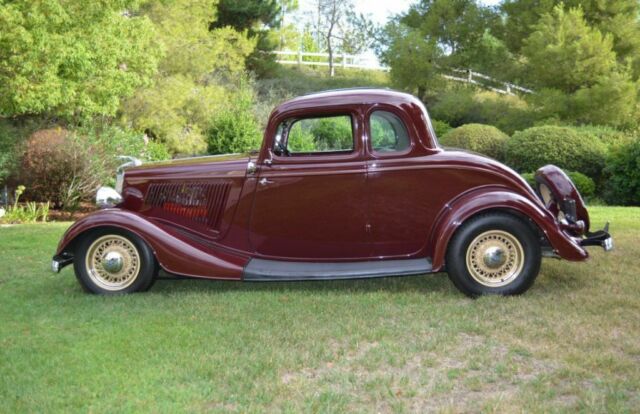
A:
579,223,613,252
51,253,73,273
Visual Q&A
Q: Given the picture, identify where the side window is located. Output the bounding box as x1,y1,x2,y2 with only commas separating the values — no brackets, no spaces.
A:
280,115,354,155
370,111,411,153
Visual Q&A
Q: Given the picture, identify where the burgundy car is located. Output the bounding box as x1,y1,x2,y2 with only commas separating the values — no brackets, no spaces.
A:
51,89,612,296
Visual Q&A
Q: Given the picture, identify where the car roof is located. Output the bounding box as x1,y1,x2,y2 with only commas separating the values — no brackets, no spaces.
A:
274,88,422,114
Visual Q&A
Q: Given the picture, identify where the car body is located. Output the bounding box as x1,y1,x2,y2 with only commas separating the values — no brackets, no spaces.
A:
52,89,612,296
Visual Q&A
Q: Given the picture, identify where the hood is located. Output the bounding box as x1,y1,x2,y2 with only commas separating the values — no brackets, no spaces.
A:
129,153,250,170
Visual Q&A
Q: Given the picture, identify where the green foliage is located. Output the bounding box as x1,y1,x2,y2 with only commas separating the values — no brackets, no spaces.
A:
502,0,640,74
206,91,262,155
505,126,607,179
430,88,539,135
380,24,442,97
521,6,637,127
122,0,256,156
0,121,23,184
402,0,500,70
440,123,509,159
431,120,453,138
0,186,49,224
521,170,596,198
287,125,316,153
213,0,281,31
523,7,616,93
0,0,162,118
286,116,353,152
573,125,635,149
604,140,640,205
79,125,171,164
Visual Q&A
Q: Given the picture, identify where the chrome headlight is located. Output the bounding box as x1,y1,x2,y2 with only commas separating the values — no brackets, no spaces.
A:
115,171,124,194
96,186,123,208
114,156,142,195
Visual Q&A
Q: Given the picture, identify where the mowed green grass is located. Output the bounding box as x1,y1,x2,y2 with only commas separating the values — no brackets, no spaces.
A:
1,207,639,413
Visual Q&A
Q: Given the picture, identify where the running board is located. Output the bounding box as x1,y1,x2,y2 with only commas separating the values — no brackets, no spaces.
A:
243,258,432,281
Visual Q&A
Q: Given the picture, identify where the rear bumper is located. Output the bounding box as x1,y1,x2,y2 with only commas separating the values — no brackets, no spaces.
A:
51,253,73,273
579,224,613,252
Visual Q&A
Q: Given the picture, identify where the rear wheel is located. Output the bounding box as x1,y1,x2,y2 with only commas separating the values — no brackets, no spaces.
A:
446,213,541,297
73,228,157,294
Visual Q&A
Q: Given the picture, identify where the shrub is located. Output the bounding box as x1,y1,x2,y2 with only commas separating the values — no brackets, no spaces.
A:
439,124,509,159
431,119,453,138
521,170,596,199
79,125,171,164
504,126,607,179
573,125,634,149
18,128,108,209
207,109,262,155
603,140,640,205
429,88,540,135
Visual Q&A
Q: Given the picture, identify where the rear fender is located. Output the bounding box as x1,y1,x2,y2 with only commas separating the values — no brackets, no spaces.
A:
429,187,588,271
56,209,248,280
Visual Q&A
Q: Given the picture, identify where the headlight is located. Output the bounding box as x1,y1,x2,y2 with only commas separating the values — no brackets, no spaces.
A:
115,171,124,194
96,187,123,208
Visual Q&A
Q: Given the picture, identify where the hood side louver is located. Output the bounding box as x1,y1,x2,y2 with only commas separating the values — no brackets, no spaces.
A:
145,181,231,231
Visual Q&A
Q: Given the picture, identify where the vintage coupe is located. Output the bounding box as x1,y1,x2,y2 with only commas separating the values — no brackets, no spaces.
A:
52,89,612,296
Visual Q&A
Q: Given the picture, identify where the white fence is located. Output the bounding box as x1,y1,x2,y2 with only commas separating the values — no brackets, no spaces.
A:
273,50,533,96
273,50,389,72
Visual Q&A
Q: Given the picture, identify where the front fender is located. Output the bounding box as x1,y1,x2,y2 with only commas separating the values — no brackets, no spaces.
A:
428,187,588,271
56,209,248,280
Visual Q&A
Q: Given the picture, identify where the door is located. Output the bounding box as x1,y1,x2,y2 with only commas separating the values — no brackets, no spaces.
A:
366,109,433,257
249,113,370,260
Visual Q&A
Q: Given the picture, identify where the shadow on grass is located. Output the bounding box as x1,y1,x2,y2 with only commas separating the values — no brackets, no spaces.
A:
150,271,456,296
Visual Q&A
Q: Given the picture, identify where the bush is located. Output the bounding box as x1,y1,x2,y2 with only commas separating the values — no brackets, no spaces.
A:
429,88,540,135
603,140,640,205
18,128,108,209
80,125,171,164
573,125,634,149
439,124,509,159
431,119,452,138
521,170,596,199
207,110,262,155
504,126,607,179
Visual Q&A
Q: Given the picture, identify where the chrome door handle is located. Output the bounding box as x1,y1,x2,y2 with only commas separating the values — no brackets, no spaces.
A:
259,178,273,186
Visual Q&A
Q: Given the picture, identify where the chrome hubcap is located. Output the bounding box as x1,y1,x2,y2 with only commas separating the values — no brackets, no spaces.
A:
483,246,507,269
466,230,525,287
85,235,140,291
102,251,124,274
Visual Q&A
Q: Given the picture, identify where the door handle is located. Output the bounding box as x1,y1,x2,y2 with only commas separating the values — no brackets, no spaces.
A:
259,178,273,186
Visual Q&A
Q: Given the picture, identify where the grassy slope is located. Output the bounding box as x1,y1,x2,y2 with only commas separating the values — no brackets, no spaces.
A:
1,207,639,413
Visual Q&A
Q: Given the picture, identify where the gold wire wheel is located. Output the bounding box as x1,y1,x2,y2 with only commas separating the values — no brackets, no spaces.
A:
85,235,141,291
465,230,525,287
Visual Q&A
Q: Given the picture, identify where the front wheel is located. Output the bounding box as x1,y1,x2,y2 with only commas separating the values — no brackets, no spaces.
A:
446,213,541,297
73,228,157,294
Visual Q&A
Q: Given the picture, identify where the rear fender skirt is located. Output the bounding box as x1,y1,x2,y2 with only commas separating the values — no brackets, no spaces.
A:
56,209,248,280
429,188,588,271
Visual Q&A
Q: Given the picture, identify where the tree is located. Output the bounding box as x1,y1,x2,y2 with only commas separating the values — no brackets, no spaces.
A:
501,0,640,76
378,0,508,92
522,6,637,127
379,23,441,99
401,0,501,69
212,0,281,31
0,0,161,119
120,0,256,155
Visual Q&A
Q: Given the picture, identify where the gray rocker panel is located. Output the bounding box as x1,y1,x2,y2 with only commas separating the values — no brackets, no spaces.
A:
243,257,433,281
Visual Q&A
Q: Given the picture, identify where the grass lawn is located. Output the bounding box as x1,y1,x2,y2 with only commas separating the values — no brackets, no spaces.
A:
1,206,639,413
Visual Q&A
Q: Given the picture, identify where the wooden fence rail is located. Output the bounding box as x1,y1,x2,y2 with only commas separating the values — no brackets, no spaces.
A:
273,50,534,96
